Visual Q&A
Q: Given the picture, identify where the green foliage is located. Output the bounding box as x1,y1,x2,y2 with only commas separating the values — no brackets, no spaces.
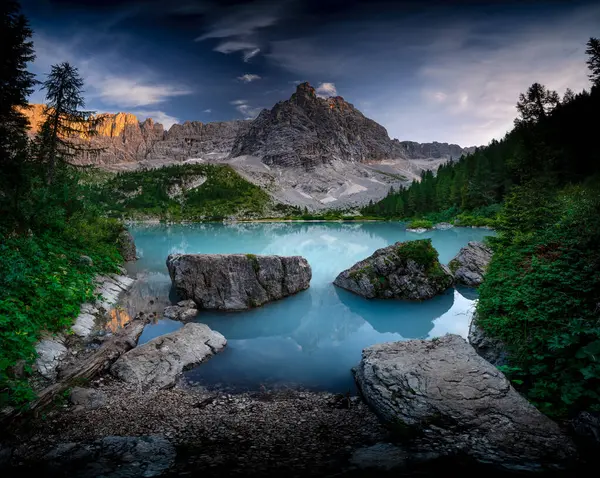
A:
407,219,433,229
396,239,439,269
246,253,260,273
88,164,272,220
0,214,123,407
477,184,600,416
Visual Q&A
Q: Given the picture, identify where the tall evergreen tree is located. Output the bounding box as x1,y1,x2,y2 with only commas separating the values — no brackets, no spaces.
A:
586,37,600,87
36,62,98,184
0,0,36,227
515,82,560,125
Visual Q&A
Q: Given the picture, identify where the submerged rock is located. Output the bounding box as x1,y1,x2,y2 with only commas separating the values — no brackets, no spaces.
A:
117,229,137,261
434,222,454,230
166,253,311,310
354,334,576,471
448,241,492,287
468,314,508,367
111,323,226,389
406,227,428,233
333,239,453,300
42,435,175,477
163,302,198,322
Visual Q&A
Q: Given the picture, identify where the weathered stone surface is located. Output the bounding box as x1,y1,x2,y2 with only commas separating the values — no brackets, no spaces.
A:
468,314,508,367
449,241,493,287
167,253,312,310
163,303,198,322
69,387,107,410
34,336,68,380
111,323,226,389
117,229,137,261
333,240,453,300
354,334,576,471
434,222,454,230
42,435,175,477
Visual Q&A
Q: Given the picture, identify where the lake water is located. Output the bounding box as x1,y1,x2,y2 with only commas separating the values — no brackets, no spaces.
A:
127,222,492,394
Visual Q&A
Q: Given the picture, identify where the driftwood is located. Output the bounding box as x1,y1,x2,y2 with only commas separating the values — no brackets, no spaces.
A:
28,316,149,413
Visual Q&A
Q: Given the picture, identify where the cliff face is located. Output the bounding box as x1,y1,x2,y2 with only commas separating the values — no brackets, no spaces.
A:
151,120,250,161
397,141,476,161
230,82,407,168
18,91,474,168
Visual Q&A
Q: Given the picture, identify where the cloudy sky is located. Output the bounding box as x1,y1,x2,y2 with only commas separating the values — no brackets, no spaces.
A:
21,0,600,146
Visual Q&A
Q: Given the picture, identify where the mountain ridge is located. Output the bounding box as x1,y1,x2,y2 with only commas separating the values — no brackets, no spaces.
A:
19,83,474,166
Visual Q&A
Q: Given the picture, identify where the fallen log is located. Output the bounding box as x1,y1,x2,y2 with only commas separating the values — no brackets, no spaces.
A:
28,316,148,412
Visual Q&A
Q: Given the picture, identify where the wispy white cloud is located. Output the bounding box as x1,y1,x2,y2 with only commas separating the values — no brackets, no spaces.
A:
93,77,191,107
315,82,337,98
30,33,193,110
195,2,283,62
131,110,180,129
243,48,261,62
230,99,262,119
203,108,212,113
238,73,262,83
213,40,258,54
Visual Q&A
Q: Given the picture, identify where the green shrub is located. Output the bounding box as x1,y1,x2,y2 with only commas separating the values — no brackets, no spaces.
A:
477,184,600,417
0,216,122,407
396,239,439,269
407,219,433,229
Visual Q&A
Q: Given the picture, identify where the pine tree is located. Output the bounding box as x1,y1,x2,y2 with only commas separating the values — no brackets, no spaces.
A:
36,62,98,184
0,0,37,229
585,37,600,87
515,82,560,125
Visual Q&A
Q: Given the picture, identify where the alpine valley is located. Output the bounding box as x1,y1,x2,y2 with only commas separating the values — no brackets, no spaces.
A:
20,82,474,211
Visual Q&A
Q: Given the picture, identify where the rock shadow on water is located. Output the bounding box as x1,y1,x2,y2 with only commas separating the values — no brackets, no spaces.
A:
196,288,312,340
334,287,455,338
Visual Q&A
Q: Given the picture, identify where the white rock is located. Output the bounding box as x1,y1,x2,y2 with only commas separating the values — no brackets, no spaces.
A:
35,337,68,379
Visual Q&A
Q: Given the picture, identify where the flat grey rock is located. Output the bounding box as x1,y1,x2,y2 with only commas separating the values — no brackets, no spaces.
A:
354,334,576,471
69,387,107,410
111,323,226,389
167,253,311,310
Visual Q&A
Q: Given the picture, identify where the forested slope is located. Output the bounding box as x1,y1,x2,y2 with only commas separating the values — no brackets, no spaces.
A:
365,39,600,417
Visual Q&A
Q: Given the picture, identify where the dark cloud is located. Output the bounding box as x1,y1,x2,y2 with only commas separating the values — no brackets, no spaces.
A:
20,0,600,143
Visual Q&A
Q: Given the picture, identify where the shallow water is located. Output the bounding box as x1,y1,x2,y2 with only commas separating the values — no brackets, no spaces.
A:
128,222,492,393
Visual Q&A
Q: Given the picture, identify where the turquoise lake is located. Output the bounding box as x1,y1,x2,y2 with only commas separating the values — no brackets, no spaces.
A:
127,222,492,393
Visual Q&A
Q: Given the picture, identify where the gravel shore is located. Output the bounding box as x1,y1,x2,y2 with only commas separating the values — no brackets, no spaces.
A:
3,378,399,477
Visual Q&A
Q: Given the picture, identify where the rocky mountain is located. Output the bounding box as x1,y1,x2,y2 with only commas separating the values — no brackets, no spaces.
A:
230,83,473,168
398,141,476,160
19,105,248,165
231,83,406,168
19,86,474,208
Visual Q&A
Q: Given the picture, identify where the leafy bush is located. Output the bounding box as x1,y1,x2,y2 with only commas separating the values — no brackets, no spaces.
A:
407,219,433,229
0,216,122,407
477,184,600,417
396,239,439,269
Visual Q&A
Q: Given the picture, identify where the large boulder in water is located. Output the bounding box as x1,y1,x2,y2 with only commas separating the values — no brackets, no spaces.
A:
166,253,311,310
354,334,576,471
110,323,226,389
449,241,492,286
117,229,137,261
333,239,453,300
